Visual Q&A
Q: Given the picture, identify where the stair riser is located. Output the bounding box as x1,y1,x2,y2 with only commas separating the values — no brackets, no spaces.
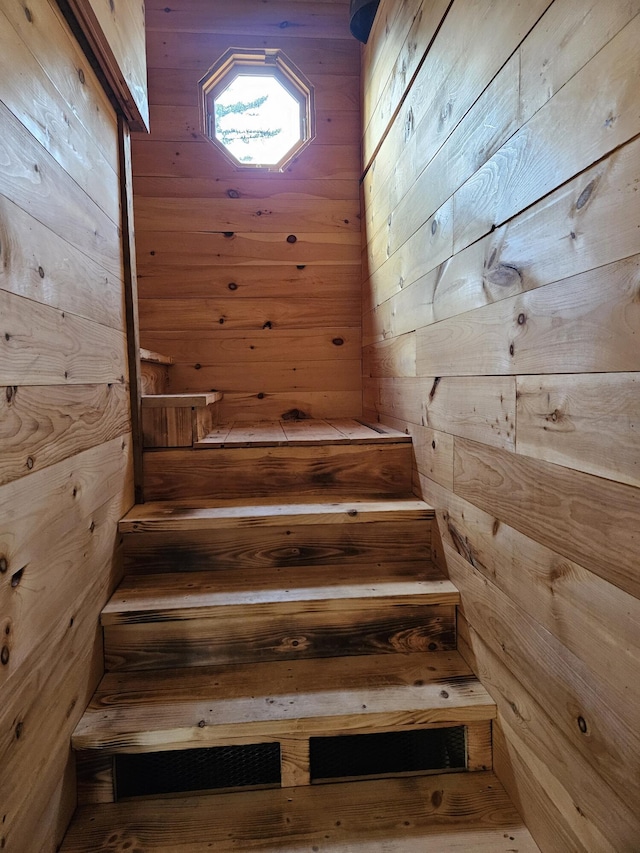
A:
143,444,413,500
140,362,169,395
104,604,457,671
123,521,431,574
75,720,493,805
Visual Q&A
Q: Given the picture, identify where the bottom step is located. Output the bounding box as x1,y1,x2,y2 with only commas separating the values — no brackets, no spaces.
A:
61,772,541,852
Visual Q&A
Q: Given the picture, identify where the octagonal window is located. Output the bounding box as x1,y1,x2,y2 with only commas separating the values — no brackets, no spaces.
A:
200,49,315,171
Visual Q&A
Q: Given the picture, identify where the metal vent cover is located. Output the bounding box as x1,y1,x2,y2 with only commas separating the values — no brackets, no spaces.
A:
115,742,281,799
309,726,466,782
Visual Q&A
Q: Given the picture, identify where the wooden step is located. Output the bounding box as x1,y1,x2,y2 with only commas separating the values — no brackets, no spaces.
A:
141,392,222,408
102,569,459,670
72,651,495,754
196,418,412,448
143,442,413,500
140,348,174,366
61,772,541,852
140,348,173,395
141,393,224,449
119,497,434,532
121,499,434,574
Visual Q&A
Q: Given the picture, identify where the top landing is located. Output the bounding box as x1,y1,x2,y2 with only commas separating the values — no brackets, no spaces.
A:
196,418,410,449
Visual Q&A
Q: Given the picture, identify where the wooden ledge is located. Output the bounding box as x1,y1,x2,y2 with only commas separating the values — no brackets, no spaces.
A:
139,348,174,366
141,392,223,409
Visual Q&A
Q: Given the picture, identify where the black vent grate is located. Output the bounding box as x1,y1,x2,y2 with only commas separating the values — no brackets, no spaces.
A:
115,742,281,799
310,726,466,782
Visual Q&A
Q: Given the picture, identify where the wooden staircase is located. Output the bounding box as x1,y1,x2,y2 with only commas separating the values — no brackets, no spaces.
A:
61,420,540,851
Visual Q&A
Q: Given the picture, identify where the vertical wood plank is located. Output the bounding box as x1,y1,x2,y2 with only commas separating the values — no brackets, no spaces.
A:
280,738,311,788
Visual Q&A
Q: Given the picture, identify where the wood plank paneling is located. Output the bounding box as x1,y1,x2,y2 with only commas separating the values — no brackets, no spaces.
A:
134,0,361,421
143,443,412,502
0,194,124,329
145,0,354,39
453,437,640,600
0,1,139,848
452,12,640,253
65,0,149,130
0,383,130,486
362,0,640,846
516,372,640,487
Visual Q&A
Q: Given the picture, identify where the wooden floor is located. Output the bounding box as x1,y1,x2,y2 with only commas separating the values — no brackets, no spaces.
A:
195,418,411,448
60,772,541,852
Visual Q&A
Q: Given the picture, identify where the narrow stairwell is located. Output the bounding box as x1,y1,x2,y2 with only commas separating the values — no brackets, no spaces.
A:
61,420,540,852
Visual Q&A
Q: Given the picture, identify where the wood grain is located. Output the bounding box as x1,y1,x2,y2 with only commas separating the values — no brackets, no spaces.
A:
464,622,640,850
415,256,640,377
0,194,124,330
120,497,432,532
0,383,130,486
142,444,412,501
453,13,640,253
0,1,120,222
72,651,494,752
364,376,516,450
363,0,640,844
420,473,640,728
103,569,455,621
61,772,539,853
0,289,128,386
123,520,430,574
104,604,456,670
453,437,640,600
146,30,359,74
516,373,640,487
446,543,640,815
145,0,355,40
0,99,122,277
65,0,149,130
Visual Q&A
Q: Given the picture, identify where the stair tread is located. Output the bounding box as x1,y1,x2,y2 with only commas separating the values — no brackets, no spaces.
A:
60,772,541,852
195,417,411,448
139,347,174,366
119,497,434,532
141,392,223,408
72,651,495,751
102,569,459,624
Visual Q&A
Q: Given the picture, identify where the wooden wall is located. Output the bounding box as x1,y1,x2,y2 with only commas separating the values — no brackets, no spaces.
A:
133,0,363,422
0,0,143,848
361,1,640,849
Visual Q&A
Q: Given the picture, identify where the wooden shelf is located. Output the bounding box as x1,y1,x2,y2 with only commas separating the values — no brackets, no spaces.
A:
139,348,174,366
141,392,223,409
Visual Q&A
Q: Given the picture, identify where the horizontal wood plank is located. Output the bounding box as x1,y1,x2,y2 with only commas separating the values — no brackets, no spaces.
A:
103,570,456,623
61,772,539,853
141,392,223,408
453,13,640,253
516,372,640,487
123,519,430,574
419,473,640,731
453,437,640,600
364,376,516,450
72,650,494,751
0,383,130,486
0,195,124,330
104,602,456,670
415,256,640,376
143,444,412,501
1,290,128,386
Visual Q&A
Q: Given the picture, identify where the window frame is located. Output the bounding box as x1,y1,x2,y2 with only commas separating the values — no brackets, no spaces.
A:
199,48,316,172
